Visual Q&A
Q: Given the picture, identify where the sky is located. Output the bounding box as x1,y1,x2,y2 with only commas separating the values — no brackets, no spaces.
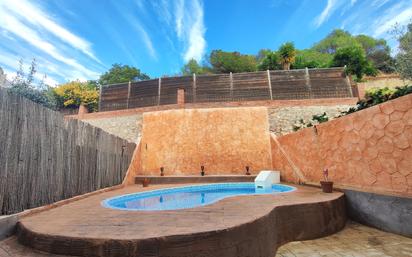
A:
0,0,411,86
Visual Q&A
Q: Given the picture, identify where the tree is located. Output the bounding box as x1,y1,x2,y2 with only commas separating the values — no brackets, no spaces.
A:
53,80,99,111
257,51,281,70
396,23,412,79
292,49,332,69
278,42,296,70
256,49,272,63
181,59,210,75
312,29,359,54
8,59,56,109
355,35,395,73
98,64,150,85
209,50,257,73
332,46,377,81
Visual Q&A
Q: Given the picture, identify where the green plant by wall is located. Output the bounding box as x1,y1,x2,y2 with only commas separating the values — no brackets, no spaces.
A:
293,112,330,131
340,85,412,116
53,81,99,112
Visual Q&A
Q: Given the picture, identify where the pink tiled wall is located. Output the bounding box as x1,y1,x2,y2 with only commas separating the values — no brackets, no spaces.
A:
272,94,412,196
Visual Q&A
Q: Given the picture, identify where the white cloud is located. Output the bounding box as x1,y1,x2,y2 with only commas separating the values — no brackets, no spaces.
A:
0,13,100,80
314,0,338,28
175,0,185,38
110,1,157,61
0,0,101,64
373,6,412,37
172,0,206,62
183,0,206,62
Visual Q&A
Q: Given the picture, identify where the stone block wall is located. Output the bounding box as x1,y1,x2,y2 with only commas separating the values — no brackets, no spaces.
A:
272,94,412,196
269,105,353,136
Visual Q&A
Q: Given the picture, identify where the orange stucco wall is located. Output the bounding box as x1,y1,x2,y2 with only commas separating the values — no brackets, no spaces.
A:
139,107,272,175
272,94,412,196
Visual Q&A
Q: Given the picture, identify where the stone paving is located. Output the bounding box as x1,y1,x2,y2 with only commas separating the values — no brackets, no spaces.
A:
1,221,411,257
276,221,412,257
82,114,142,143
16,184,344,257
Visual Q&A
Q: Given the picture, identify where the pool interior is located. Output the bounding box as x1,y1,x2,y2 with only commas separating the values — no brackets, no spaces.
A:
103,183,295,211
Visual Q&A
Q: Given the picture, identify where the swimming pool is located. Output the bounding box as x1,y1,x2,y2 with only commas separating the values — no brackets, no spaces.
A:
102,183,295,211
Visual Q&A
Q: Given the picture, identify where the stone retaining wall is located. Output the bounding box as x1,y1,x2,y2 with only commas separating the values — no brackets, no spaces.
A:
82,115,142,143
269,105,353,136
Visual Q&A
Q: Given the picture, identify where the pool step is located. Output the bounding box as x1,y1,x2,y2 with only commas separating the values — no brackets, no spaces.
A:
135,175,256,185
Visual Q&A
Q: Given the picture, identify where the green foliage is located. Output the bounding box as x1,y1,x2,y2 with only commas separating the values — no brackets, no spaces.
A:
332,46,376,81
312,29,359,54
312,29,394,73
292,112,329,132
396,23,412,80
278,42,296,70
209,50,257,73
98,64,150,85
292,49,333,69
8,59,57,109
340,85,412,116
257,51,281,70
53,81,99,112
256,49,272,62
355,35,395,73
181,59,210,75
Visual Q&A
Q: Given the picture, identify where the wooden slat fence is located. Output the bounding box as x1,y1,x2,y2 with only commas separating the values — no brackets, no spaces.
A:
0,89,136,215
99,67,354,111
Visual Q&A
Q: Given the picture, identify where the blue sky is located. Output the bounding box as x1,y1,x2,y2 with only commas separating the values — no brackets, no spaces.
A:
0,0,411,85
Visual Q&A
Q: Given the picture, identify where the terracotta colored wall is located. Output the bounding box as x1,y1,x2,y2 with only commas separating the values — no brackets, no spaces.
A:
139,107,272,175
272,94,412,196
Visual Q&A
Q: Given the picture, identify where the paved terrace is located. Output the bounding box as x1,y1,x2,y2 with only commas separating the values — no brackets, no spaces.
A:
2,222,412,257
14,184,346,257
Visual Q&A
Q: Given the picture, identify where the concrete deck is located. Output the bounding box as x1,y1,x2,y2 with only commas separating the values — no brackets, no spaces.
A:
16,184,346,257
2,222,412,257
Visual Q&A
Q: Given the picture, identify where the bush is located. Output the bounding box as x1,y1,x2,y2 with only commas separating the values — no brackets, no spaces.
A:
332,46,376,81
340,85,412,116
53,81,99,112
293,112,330,131
8,59,57,109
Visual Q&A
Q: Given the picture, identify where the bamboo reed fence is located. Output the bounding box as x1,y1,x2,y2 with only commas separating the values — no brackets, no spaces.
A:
0,89,135,215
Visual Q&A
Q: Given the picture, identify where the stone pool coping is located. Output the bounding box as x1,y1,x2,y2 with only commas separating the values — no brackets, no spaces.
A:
17,184,346,257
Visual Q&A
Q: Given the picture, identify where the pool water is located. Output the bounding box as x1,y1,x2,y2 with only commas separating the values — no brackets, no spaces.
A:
102,183,295,211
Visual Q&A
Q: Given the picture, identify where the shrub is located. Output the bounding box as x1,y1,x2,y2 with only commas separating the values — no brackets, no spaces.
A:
293,112,330,131
340,85,412,116
53,81,99,112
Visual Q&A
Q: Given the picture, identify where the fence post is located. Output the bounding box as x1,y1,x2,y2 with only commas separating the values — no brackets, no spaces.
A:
305,67,313,98
193,73,197,103
158,78,162,105
127,81,131,108
229,72,233,100
267,70,273,100
98,84,102,112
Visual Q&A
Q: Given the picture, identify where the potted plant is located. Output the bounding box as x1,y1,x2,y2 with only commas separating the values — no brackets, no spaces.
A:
142,178,150,187
320,168,333,193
